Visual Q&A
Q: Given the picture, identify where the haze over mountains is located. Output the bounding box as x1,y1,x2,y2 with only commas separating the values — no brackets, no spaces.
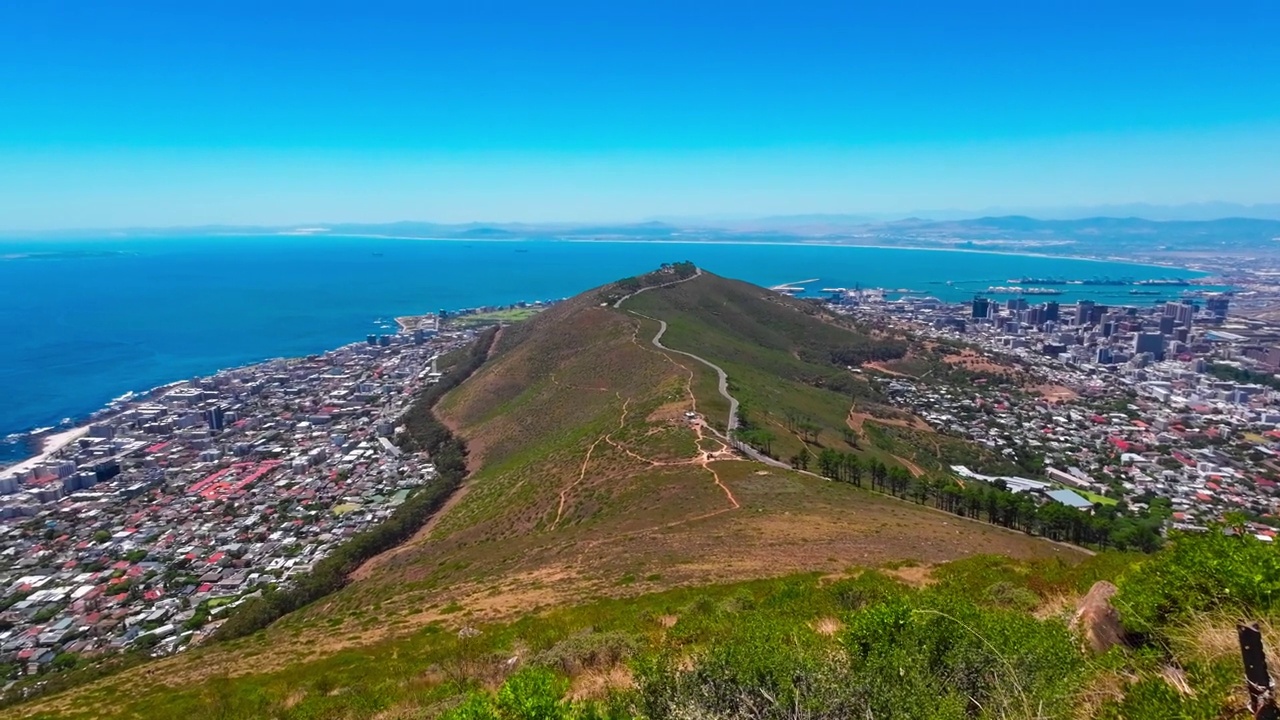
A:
11,202,1280,241
17,212,1273,266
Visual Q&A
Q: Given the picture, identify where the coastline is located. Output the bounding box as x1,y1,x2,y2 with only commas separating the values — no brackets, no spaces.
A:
0,239,1218,457
0,346,360,473
1,427,89,477
5,232,1209,274
292,233,1208,275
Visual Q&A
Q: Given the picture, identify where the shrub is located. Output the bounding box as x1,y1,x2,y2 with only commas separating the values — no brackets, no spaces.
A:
1116,530,1280,635
533,631,639,676
495,667,570,720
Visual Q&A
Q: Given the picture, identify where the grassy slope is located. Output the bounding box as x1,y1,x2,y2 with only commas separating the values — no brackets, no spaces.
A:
624,272,913,467
17,271,1082,719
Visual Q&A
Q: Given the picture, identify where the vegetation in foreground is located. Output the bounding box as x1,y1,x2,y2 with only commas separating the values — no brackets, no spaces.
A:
20,530,1280,719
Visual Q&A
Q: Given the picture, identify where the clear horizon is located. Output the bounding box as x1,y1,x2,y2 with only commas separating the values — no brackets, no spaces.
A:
2,1,1279,229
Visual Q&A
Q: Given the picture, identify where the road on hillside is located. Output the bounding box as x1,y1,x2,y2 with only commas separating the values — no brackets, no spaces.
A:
616,268,789,470
647,317,789,469
612,266,703,308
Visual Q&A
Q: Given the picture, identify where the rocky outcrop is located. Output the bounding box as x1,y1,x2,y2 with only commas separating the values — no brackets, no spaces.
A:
1072,581,1126,654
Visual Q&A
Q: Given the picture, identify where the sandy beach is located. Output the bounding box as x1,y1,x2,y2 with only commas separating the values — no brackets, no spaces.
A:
1,427,90,476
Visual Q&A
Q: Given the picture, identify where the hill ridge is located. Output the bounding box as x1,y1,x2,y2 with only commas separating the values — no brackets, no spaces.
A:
10,266,1088,719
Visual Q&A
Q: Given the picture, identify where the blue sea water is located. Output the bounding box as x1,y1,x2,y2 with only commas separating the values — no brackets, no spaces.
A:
0,235,1207,453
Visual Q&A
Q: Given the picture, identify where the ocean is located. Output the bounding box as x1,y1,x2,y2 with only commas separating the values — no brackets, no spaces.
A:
0,235,1208,459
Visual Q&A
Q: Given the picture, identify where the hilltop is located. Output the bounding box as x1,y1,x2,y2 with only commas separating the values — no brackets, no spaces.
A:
16,267,1093,718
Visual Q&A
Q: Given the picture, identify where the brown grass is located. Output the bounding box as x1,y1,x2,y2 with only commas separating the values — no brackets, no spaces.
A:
941,348,1018,377
885,564,935,588
1034,384,1080,404
812,617,843,636
568,665,635,701
1033,592,1080,622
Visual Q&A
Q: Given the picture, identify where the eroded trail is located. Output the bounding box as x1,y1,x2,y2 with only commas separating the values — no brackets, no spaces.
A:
551,436,604,531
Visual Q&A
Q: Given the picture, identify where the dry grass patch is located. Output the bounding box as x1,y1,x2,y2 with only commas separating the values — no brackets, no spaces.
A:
885,564,935,588
1033,592,1080,622
1171,615,1280,665
568,665,635,701
812,617,843,636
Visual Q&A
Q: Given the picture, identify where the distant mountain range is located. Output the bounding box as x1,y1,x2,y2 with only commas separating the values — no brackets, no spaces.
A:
651,202,1280,225
9,213,1280,261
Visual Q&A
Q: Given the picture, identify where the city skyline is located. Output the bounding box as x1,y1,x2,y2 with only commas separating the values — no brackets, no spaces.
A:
1,1,1279,229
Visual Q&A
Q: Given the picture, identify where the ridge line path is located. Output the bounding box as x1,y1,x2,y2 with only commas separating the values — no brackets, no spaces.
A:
611,265,704,308
615,267,788,470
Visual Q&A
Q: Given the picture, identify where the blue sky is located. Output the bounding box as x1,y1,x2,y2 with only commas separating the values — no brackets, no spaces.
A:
1,1,1278,228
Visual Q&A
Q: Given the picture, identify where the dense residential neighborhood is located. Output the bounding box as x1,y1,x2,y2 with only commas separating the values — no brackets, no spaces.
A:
0,325,479,678
828,289,1280,537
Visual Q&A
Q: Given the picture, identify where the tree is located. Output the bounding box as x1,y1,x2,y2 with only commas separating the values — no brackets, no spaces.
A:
817,449,840,480
841,427,858,447
789,453,809,471
846,456,864,487
50,653,81,672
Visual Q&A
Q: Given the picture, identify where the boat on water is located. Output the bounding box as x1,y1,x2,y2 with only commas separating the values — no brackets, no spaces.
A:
986,286,1063,295
1010,277,1131,286
1135,278,1191,286
1007,277,1066,285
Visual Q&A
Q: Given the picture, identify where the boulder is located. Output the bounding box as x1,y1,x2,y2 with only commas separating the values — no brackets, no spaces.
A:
1072,581,1125,654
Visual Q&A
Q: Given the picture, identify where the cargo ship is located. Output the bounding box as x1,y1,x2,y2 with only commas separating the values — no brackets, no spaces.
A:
986,286,1063,295
1008,277,1130,286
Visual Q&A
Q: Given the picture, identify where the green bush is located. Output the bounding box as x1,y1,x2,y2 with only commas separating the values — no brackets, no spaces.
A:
533,631,639,676
1116,530,1280,634
443,668,572,720
632,587,1084,720
496,667,570,720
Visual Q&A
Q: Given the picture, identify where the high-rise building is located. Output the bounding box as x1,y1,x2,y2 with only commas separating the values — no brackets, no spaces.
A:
1133,332,1165,361
971,297,990,320
1206,295,1231,320
1044,302,1060,322
203,406,227,431
1165,301,1195,328
1158,316,1176,335
1075,300,1095,326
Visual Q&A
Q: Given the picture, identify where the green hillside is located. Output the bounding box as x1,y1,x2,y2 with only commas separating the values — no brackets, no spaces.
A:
11,268,1269,719
622,271,912,465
